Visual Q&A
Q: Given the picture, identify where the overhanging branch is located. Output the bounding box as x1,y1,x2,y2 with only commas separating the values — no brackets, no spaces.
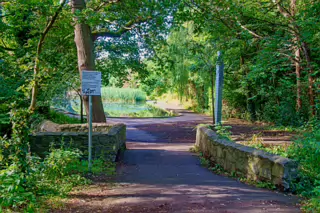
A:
94,0,121,12
0,45,15,51
92,16,152,40
236,18,263,39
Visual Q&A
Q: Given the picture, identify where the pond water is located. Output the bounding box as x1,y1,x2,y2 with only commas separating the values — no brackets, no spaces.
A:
102,102,149,114
54,98,154,116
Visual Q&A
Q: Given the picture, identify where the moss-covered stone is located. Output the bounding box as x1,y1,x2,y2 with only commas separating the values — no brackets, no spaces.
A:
196,126,298,191
30,123,126,162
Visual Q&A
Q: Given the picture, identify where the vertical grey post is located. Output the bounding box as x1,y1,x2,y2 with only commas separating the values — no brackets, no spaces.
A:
215,51,224,125
88,95,93,172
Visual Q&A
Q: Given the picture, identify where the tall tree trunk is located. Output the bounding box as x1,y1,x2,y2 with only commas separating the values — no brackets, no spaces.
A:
29,0,67,111
302,42,316,116
240,54,256,122
279,0,308,114
290,0,303,112
71,0,106,122
294,46,302,111
29,56,40,111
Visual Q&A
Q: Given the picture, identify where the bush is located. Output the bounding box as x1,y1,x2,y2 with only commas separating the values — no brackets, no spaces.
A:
0,147,89,211
287,129,320,202
238,125,320,211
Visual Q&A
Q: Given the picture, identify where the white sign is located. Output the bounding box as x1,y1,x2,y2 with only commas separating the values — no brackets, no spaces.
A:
81,70,102,96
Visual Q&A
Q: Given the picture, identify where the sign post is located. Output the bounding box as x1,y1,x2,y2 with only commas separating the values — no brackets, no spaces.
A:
81,70,101,172
215,51,224,125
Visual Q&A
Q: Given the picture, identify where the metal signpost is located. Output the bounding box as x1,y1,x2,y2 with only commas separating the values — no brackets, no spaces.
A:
215,51,224,125
81,70,101,172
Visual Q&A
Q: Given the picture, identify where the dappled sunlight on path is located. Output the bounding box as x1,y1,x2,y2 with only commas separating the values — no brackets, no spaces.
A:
58,141,299,213
55,103,300,213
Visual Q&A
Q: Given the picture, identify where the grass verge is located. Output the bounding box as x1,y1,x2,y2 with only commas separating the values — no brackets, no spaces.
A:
46,110,82,124
101,87,146,103
193,124,320,212
106,104,176,118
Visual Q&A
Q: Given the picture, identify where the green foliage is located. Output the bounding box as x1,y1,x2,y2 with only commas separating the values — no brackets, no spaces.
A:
46,110,82,125
67,159,116,176
2,108,33,175
0,111,10,137
288,130,320,192
242,134,289,157
27,110,82,131
141,0,320,127
304,184,320,213
213,125,232,140
0,169,37,211
106,104,175,118
189,145,200,153
0,108,114,211
42,147,82,179
199,153,210,168
244,129,320,211
0,143,117,212
0,147,84,211
141,23,213,111
101,87,147,103
287,129,320,211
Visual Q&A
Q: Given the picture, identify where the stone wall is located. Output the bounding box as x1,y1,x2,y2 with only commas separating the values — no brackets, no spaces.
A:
30,123,126,162
58,123,115,132
196,126,298,190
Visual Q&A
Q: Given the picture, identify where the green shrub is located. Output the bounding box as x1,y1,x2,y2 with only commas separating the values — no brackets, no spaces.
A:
305,185,320,212
213,125,232,140
101,87,146,103
1,141,117,212
0,147,87,211
243,127,320,211
0,168,37,210
47,110,82,124
287,130,320,203
67,159,116,176
42,148,82,179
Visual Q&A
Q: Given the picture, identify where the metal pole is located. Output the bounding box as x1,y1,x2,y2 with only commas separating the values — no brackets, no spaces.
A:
211,68,215,125
88,95,92,172
215,51,224,125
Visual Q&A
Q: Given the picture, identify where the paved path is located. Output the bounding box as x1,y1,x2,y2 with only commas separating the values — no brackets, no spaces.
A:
61,103,300,213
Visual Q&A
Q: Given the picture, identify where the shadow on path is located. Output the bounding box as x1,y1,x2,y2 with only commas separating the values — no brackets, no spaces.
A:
56,106,300,213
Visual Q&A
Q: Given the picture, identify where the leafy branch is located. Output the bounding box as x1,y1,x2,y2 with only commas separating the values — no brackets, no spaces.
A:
92,16,152,40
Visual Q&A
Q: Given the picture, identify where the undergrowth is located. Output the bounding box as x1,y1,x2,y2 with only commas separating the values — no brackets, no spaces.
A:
0,109,115,212
195,121,320,212
47,110,82,124
0,145,115,212
240,129,320,212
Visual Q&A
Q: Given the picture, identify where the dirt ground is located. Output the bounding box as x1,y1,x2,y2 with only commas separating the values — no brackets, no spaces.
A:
137,118,295,146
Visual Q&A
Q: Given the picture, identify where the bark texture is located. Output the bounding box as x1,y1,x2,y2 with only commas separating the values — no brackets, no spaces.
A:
72,0,106,122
